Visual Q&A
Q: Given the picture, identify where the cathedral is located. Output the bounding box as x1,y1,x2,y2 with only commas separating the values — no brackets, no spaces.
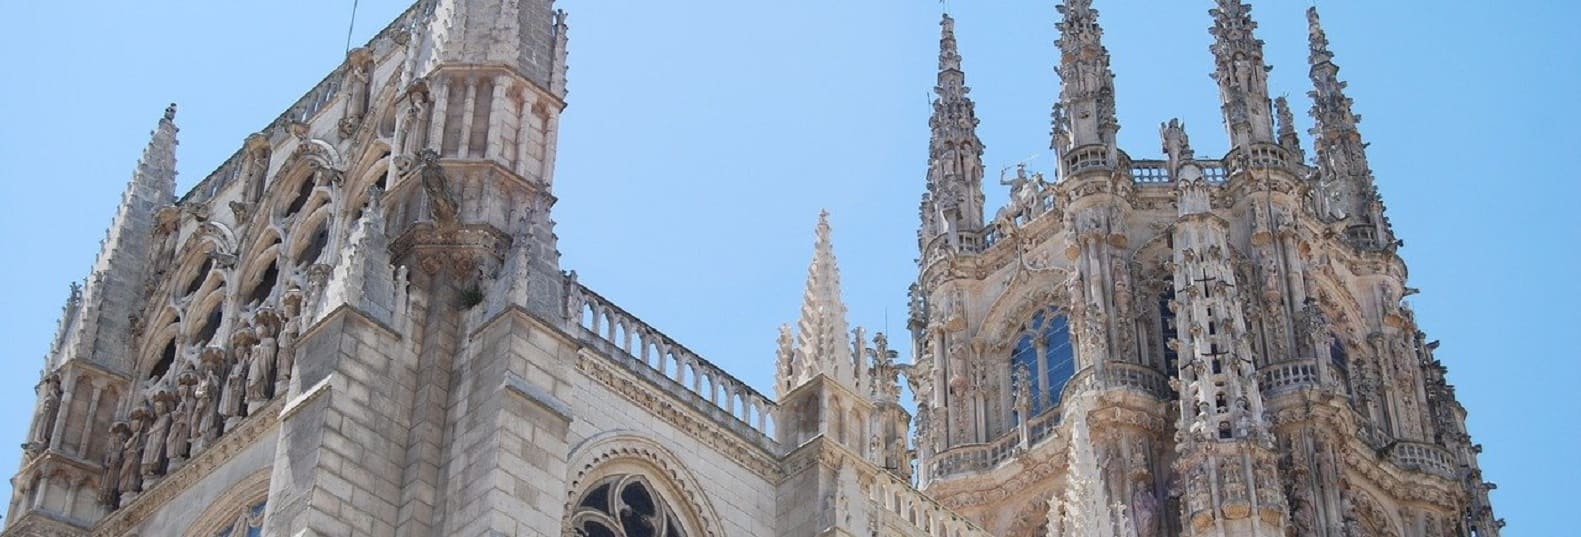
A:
3,1,1501,536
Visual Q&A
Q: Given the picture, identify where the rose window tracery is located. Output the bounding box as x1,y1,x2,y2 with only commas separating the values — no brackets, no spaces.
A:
570,475,688,537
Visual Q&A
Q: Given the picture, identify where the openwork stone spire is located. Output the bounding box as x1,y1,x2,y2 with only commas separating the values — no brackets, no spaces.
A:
1053,0,1119,168
60,104,179,369
1209,0,1275,148
1306,7,1393,247
778,210,857,395
920,14,986,250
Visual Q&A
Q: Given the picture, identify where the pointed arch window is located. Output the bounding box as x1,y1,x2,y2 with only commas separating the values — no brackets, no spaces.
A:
213,499,266,537
1330,337,1351,396
1011,309,1075,421
570,475,688,537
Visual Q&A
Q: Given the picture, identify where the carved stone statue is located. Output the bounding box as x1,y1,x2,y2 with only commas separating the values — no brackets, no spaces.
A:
276,290,303,394
1131,487,1159,537
418,149,459,226
165,370,197,466
99,422,131,507
221,333,256,429
118,408,149,498
247,312,279,410
192,348,224,453
30,374,63,451
141,392,174,478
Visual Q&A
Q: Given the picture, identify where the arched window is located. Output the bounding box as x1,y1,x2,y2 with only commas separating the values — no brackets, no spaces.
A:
212,499,266,537
1011,309,1075,420
1330,337,1351,396
570,475,688,537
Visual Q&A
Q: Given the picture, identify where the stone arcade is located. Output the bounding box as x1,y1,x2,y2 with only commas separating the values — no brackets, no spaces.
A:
4,1,1500,536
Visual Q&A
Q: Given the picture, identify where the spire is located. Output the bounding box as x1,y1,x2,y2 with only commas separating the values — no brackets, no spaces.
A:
1209,0,1276,148
1306,7,1393,247
1053,0,1119,168
62,104,178,369
784,211,857,392
920,14,986,249
1274,96,1306,163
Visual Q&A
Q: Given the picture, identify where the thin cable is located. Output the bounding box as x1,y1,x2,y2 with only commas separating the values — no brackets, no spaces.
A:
345,0,362,53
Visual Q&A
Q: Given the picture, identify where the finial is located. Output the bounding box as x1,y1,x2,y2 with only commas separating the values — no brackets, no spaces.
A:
163,103,177,121
1308,6,1333,65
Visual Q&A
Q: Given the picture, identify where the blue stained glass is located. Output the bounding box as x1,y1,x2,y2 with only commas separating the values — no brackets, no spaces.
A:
1330,338,1351,396
1011,310,1076,422
1043,315,1074,408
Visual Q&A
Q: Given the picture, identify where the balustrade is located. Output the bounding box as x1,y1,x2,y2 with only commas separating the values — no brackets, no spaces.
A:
1259,359,1320,394
568,283,776,439
872,471,995,537
1389,441,1457,480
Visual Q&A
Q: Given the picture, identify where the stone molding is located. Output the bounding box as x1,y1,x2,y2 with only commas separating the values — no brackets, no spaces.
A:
574,348,781,481
561,433,724,537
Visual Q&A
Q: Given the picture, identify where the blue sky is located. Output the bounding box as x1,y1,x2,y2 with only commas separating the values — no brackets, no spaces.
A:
1,0,1575,533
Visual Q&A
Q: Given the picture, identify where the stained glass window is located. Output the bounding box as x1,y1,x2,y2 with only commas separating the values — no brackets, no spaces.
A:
213,499,266,537
1330,337,1351,396
570,475,687,537
1011,309,1076,422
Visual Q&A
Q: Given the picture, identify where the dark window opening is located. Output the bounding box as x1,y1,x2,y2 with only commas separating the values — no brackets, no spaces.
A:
298,224,330,266
246,261,279,306
184,258,213,296
195,308,223,345
149,340,176,380
284,177,315,216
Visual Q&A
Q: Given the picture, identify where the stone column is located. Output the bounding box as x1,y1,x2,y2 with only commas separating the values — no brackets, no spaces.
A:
76,381,106,457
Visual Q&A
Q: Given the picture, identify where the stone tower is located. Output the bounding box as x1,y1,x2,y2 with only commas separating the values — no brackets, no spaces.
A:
3,2,1500,537
906,3,1501,537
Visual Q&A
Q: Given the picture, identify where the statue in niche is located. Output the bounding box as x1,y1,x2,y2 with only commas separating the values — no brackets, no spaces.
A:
221,332,256,429
29,374,62,452
247,311,280,410
118,407,147,497
339,51,372,137
192,349,224,452
1131,486,1159,537
99,422,130,507
165,369,196,466
418,149,459,226
276,289,303,394
141,392,174,478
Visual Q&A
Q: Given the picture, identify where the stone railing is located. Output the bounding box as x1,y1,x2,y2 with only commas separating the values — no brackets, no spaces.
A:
1066,363,1172,400
928,409,1061,479
1259,359,1321,394
872,471,994,537
1130,160,1171,184
1064,145,1115,174
1200,162,1229,183
1127,159,1230,186
566,283,776,438
1388,441,1457,480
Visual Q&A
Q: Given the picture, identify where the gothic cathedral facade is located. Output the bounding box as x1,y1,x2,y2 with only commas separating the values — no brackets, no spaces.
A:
4,1,1499,537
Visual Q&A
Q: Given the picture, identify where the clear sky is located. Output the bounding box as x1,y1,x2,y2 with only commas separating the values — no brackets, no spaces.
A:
1,0,1575,533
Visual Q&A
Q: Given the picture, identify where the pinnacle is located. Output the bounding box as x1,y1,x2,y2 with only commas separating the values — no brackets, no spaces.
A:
793,210,854,388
